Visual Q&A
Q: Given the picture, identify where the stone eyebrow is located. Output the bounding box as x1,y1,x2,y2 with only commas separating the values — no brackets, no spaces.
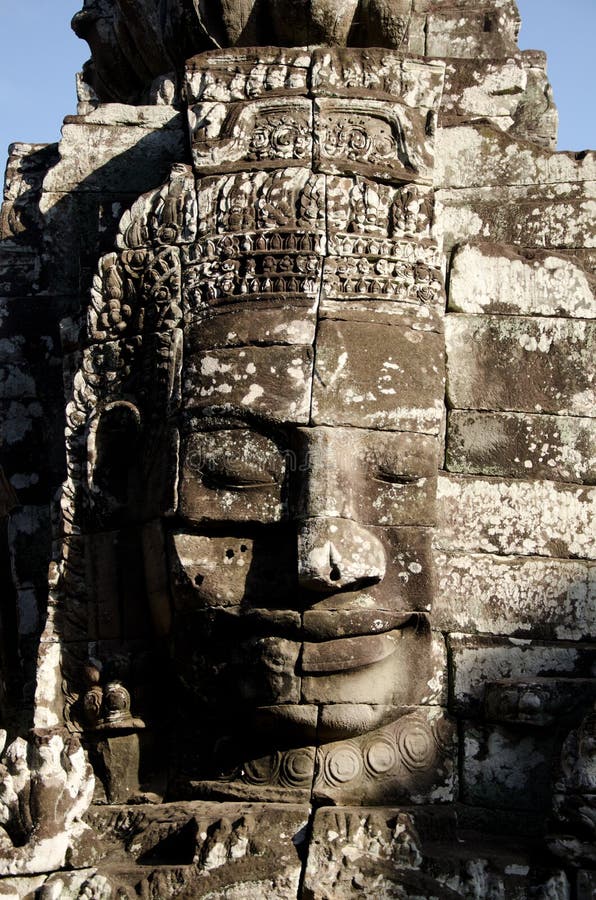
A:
188,408,290,439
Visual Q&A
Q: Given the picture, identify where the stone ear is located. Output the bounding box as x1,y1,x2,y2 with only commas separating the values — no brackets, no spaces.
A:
87,401,142,510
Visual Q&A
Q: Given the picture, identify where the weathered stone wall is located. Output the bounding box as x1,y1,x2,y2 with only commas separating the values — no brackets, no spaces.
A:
436,115,595,831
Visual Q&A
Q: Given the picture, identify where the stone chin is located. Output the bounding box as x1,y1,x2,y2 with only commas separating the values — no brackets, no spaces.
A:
254,699,404,745
180,624,432,744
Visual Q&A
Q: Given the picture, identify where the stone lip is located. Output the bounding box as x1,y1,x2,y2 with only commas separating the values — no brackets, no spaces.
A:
208,604,416,644
301,631,400,673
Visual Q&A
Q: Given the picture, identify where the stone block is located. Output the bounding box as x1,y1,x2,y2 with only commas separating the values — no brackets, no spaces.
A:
7,505,51,593
484,678,596,727
436,124,596,191
0,244,42,298
2,142,57,206
446,411,596,484
303,801,569,899
0,299,66,407
42,108,186,194
39,189,142,297
185,301,318,350
88,731,141,803
312,708,456,806
577,870,596,900
425,5,519,59
511,50,558,150
0,145,57,276
436,474,596,559
446,314,595,417
15,588,39,638
314,98,435,185
185,47,311,103
441,58,527,128
311,49,445,109
114,164,198,250
322,252,445,310
189,98,313,173
191,167,326,238
172,612,302,710
0,876,46,899
0,398,62,499
84,528,155,641
170,613,445,717
169,531,301,612
439,188,596,255
87,244,182,343
180,740,317,805
302,525,437,614
183,344,313,422
448,242,596,318
462,722,556,811
434,551,595,640
303,805,452,900
311,319,444,434
319,297,444,333
0,364,37,402
170,524,436,616
178,427,289,524
292,427,438,526
449,634,596,715
325,176,435,245
83,801,310,898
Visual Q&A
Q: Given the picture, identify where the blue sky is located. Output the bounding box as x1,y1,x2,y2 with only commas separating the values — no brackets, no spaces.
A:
0,0,594,158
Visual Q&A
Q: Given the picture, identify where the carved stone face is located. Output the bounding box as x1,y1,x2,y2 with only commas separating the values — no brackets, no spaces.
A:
167,282,445,752
71,47,453,803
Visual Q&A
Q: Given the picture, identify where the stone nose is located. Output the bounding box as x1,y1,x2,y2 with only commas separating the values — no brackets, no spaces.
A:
297,516,386,593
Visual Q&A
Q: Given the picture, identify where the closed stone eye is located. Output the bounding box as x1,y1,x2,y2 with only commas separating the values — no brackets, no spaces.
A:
202,459,279,489
373,469,421,485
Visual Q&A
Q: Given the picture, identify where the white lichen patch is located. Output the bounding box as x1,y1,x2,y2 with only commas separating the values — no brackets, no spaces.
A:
437,474,596,559
434,551,594,640
241,384,264,405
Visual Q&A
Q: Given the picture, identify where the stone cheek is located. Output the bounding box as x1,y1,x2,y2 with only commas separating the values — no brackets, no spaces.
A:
170,525,435,617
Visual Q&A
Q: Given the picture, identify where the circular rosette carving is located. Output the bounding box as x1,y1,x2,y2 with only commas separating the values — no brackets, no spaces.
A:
279,748,315,788
372,130,397,159
346,125,371,157
362,734,398,777
394,717,436,773
323,743,363,786
243,752,281,785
